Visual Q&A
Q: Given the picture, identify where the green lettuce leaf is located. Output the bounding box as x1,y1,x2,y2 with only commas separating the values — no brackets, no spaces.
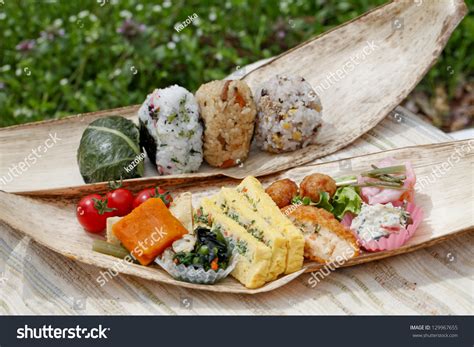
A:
315,191,334,213
292,181,362,221
291,195,312,206
331,186,362,220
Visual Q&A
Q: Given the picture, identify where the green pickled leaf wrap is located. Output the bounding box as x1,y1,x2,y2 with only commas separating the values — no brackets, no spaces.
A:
77,116,144,183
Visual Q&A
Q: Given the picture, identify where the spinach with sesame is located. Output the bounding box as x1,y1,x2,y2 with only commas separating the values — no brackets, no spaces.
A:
173,226,232,271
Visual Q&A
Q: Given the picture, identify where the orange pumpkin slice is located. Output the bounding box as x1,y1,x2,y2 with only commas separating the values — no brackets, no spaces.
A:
112,198,188,265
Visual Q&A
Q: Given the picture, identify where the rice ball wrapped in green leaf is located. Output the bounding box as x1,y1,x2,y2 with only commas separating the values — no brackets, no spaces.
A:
77,116,144,183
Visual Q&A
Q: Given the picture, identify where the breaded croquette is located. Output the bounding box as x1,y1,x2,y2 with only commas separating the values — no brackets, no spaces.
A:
282,205,359,263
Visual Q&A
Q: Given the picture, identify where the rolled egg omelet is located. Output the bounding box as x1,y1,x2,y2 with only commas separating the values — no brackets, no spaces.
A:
212,188,288,281
237,176,305,274
200,198,272,289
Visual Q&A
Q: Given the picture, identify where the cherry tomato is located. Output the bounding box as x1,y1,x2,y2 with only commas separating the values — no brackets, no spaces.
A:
106,188,134,216
132,187,173,209
76,194,116,233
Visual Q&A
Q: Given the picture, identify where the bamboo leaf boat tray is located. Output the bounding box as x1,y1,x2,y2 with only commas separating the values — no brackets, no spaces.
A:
0,0,466,194
1,140,472,294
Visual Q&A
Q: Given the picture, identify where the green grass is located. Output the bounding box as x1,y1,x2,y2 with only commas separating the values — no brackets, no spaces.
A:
0,0,472,128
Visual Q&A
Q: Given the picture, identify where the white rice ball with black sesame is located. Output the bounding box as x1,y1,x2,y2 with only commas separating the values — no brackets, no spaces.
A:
138,85,203,175
254,75,323,153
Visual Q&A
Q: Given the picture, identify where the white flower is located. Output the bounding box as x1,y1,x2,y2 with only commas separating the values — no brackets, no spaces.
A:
215,52,223,61
90,14,98,22
166,41,176,49
0,64,11,72
78,10,90,19
279,1,289,13
172,33,180,42
0,13,6,20
53,18,63,27
69,15,77,23
135,3,143,11
208,12,217,21
85,31,99,43
15,68,22,76
60,78,68,86
196,28,203,37
152,5,162,12
14,107,33,118
163,0,171,8
119,10,132,18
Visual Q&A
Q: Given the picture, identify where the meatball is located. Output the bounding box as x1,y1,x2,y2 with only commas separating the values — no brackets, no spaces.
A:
265,178,298,208
299,173,337,202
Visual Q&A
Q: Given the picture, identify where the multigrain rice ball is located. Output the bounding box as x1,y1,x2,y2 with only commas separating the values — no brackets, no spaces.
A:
196,80,257,168
254,75,322,153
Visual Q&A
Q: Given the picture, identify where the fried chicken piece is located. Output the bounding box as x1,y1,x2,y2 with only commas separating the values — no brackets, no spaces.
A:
281,205,359,263
300,173,337,202
265,178,298,208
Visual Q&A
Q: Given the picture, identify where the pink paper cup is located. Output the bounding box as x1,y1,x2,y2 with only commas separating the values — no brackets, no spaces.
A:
351,203,424,252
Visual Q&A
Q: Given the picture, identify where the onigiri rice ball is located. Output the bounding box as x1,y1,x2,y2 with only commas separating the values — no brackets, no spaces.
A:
138,85,203,175
254,75,323,153
196,80,257,168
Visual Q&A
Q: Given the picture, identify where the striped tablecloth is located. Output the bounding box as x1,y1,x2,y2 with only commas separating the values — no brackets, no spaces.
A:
0,107,472,315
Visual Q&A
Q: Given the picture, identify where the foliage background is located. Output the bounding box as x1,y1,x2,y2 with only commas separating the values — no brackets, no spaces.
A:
0,0,472,130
